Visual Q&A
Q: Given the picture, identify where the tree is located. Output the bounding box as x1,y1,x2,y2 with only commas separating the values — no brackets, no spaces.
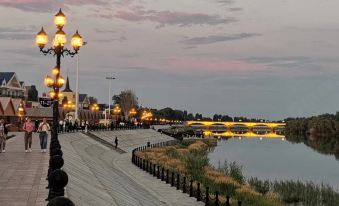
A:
115,90,138,119
88,96,97,105
213,114,222,121
26,86,38,101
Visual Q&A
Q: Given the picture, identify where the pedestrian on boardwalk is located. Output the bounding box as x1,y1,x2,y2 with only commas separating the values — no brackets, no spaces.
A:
0,119,12,153
37,118,50,153
23,117,35,153
114,136,118,148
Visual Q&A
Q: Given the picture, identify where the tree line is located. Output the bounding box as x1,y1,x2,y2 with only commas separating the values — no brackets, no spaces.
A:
285,112,339,160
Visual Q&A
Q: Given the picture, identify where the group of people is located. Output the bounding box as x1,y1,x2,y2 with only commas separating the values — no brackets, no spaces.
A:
0,117,51,153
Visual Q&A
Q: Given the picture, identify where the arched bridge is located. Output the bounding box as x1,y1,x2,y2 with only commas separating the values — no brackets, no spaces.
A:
186,121,285,137
186,121,285,128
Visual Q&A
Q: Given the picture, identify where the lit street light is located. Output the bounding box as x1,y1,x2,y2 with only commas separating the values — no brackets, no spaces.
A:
35,8,83,202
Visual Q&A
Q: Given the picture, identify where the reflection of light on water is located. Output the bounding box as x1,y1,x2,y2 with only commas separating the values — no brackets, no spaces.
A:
239,137,242,140
204,130,285,139
282,137,285,141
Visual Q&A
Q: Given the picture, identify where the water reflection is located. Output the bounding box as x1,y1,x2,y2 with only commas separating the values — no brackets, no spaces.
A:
208,137,339,190
286,134,339,160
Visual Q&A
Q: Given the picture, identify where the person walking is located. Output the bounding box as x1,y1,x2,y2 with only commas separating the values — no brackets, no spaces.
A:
37,118,50,153
23,117,35,153
0,119,12,153
114,136,118,148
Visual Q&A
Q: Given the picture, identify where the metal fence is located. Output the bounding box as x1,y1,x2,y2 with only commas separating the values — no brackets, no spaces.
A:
132,141,242,206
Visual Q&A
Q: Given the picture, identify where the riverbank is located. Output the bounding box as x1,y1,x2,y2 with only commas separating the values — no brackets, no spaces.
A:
135,139,284,206
135,138,339,205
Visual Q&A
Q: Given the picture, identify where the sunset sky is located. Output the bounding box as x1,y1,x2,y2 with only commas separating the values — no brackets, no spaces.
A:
1,0,339,120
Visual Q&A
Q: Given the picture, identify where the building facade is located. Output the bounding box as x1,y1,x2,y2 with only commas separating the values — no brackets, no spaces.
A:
0,72,26,99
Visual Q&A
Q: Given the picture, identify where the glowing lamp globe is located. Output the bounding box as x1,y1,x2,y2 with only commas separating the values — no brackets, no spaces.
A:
53,30,66,47
58,92,64,99
44,75,55,87
52,67,59,75
49,91,57,99
54,9,66,29
36,27,48,49
57,76,65,87
71,30,83,51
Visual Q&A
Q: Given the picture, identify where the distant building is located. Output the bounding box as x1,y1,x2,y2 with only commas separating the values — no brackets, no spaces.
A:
61,76,75,105
0,72,26,99
79,94,90,109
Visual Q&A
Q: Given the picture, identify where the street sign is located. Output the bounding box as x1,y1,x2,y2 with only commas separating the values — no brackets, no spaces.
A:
39,97,53,107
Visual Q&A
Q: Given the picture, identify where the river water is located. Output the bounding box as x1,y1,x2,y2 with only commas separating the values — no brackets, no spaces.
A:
208,137,339,190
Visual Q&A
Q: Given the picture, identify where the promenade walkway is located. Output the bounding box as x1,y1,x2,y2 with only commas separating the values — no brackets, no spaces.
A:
0,133,49,206
60,130,204,206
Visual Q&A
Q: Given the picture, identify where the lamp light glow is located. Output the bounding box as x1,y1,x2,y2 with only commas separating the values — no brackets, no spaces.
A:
35,27,48,49
54,9,66,29
71,30,83,51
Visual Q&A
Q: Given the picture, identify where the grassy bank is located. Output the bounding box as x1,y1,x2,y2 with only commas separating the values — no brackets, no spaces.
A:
136,139,284,206
135,140,339,206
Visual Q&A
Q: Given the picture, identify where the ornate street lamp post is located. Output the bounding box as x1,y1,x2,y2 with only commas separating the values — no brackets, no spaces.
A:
35,9,83,202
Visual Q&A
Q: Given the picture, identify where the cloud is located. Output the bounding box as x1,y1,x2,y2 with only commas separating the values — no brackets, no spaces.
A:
182,33,261,45
168,58,266,71
95,28,116,33
0,0,108,12
0,26,38,40
229,8,242,12
245,56,312,68
214,0,235,5
107,8,235,27
95,36,127,42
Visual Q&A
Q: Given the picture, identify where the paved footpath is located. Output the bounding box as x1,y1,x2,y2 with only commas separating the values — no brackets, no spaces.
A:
60,130,204,206
0,133,49,206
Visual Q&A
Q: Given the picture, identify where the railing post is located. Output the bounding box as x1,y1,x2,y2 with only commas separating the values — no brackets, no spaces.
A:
142,159,145,171
150,163,153,175
161,167,164,181
171,172,174,186
238,201,241,206
146,160,149,172
226,196,230,206
176,173,180,190
153,165,156,177
183,177,186,193
205,187,209,206
166,169,169,184
157,166,160,179
189,180,193,197
197,182,201,201
215,191,219,206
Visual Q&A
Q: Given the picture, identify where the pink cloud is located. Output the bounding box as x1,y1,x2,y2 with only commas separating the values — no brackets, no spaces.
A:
169,58,267,71
111,8,235,27
0,0,108,12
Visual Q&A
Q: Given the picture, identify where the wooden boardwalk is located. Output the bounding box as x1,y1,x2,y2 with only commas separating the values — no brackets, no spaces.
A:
0,133,49,206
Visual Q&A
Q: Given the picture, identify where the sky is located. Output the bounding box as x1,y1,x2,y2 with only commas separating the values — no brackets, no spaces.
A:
1,0,339,120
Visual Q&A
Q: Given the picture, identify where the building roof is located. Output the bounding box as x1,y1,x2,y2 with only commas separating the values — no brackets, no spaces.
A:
79,94,88,102
0,72,15,84
63,76,73,92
